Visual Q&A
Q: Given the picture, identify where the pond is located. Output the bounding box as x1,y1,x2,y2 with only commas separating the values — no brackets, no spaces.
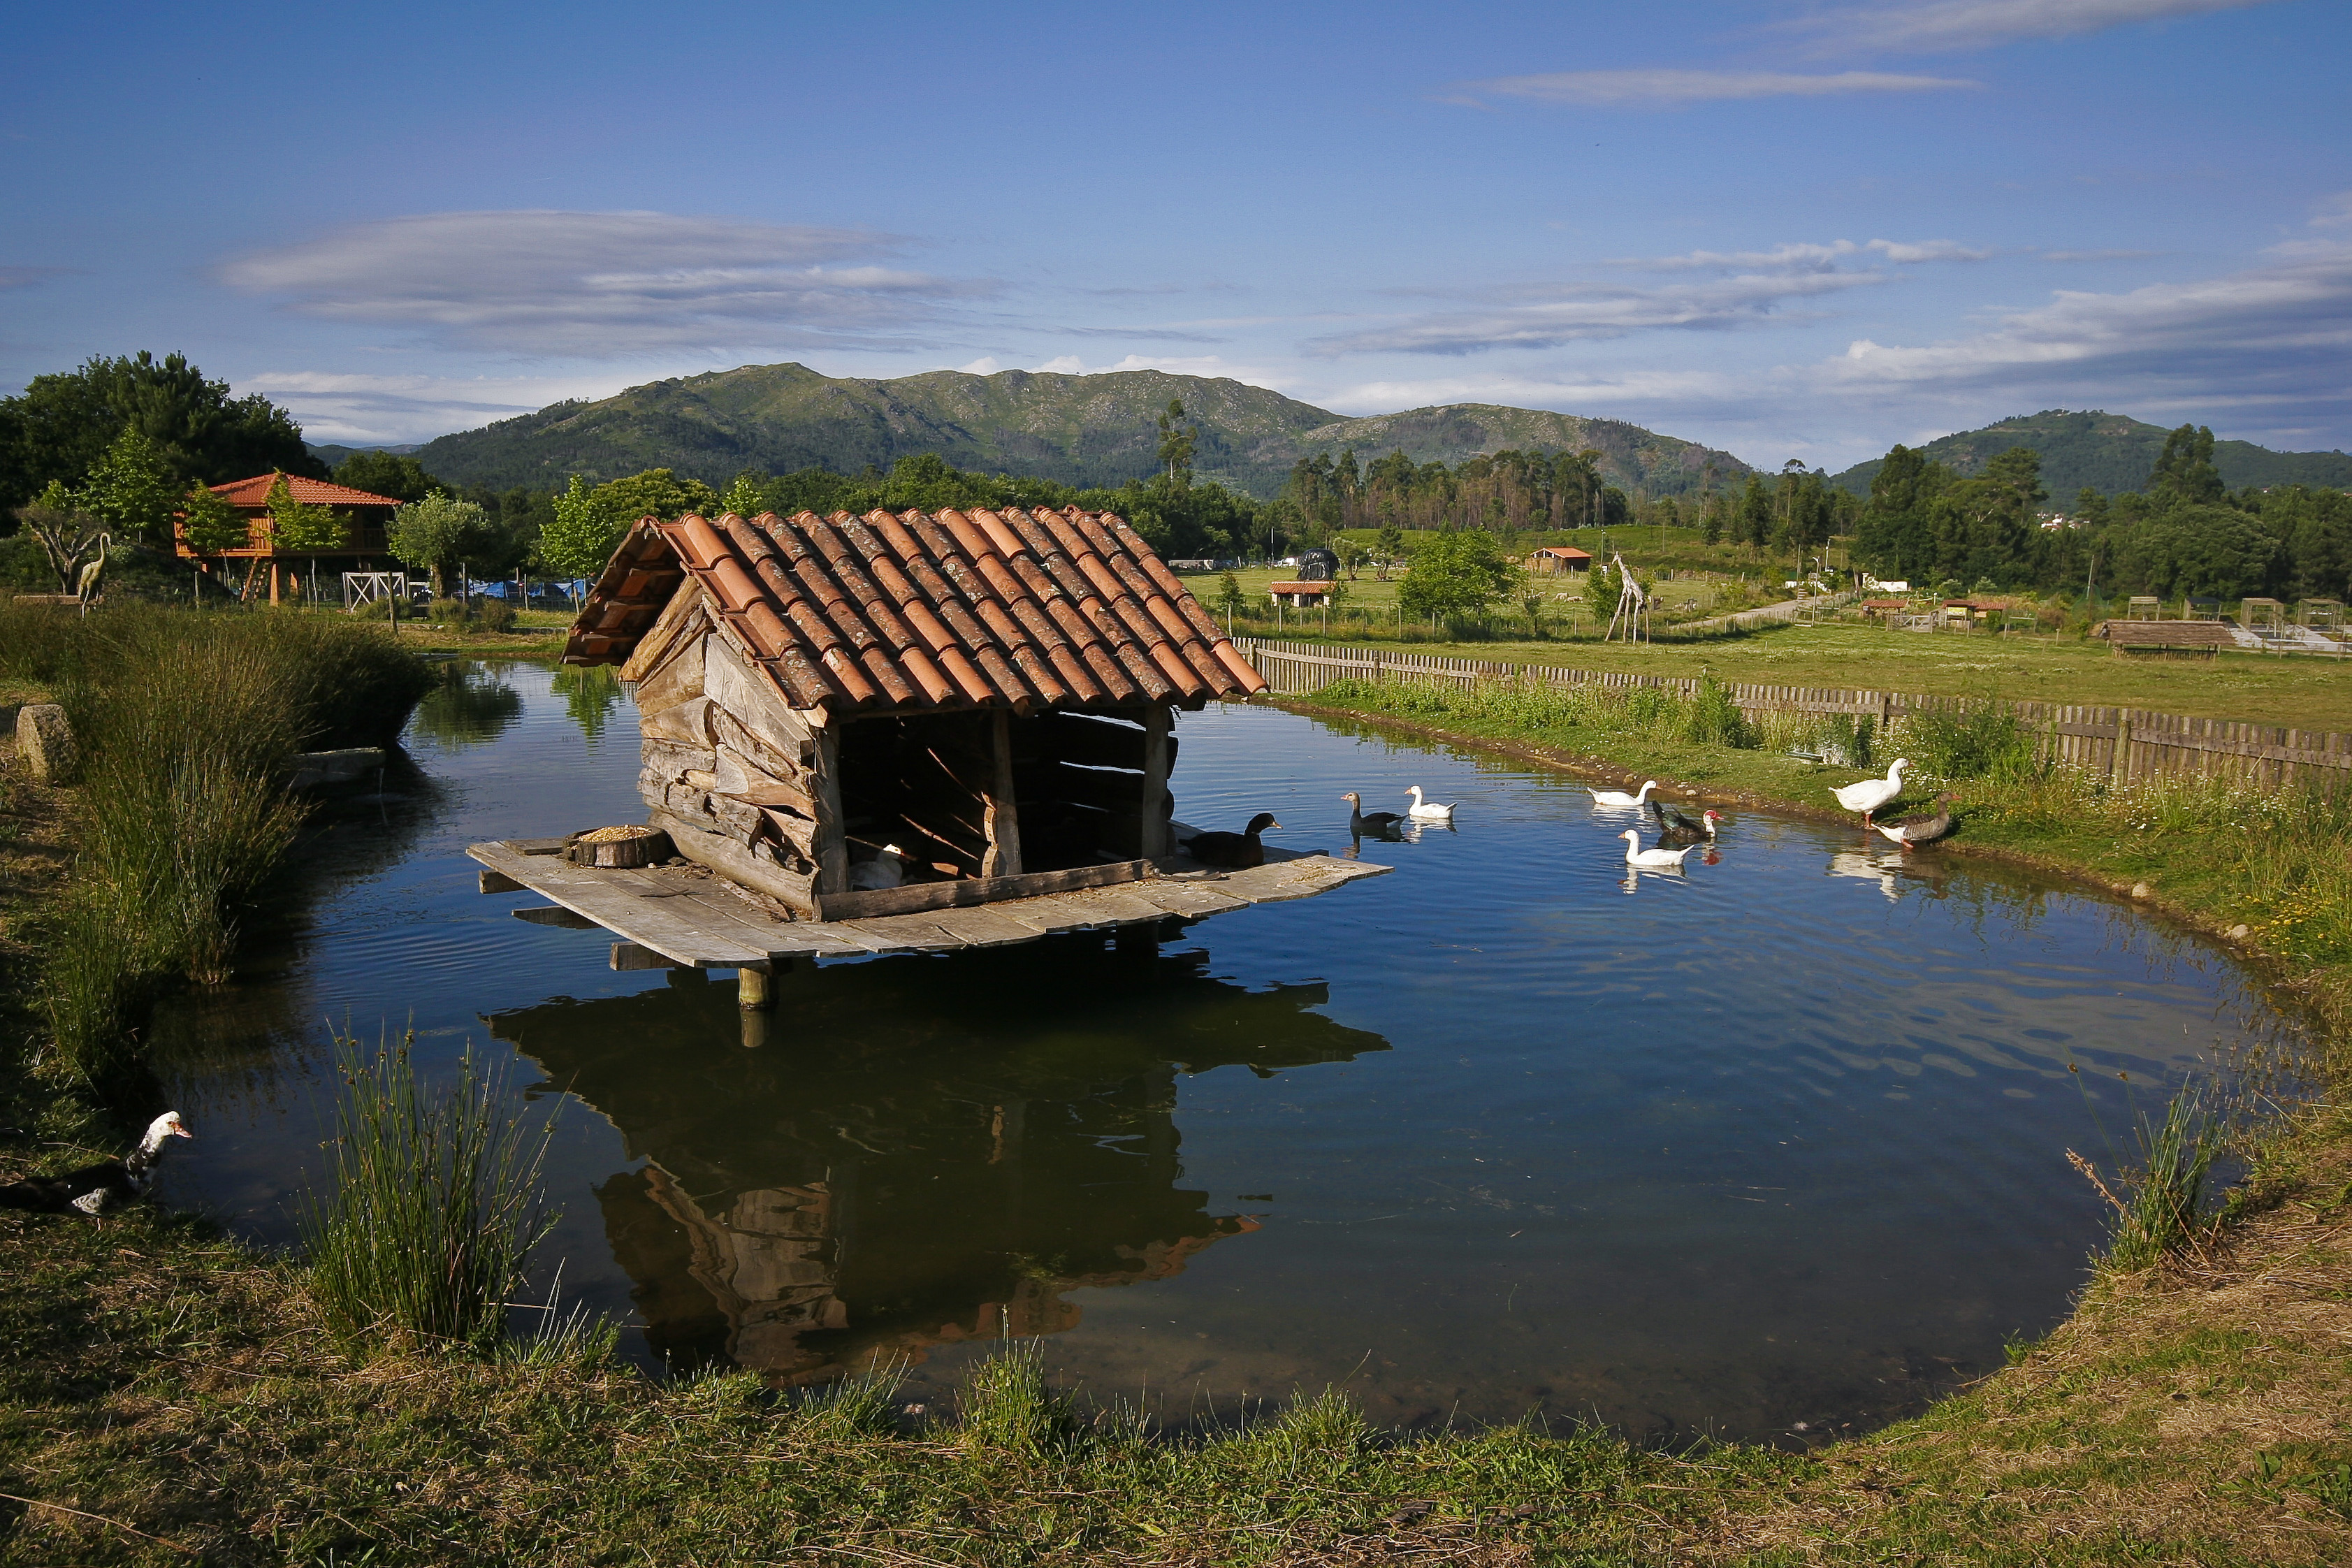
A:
147,660,2291,1444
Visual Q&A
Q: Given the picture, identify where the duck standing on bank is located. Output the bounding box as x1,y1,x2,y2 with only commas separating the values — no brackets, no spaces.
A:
1341,792,1407,837
1829,759,1911,828
1179,813,1282,869
0,1112,192,1216
1588,781,1660,808
1619,830,1696,869
1875,794,1956,850
1404,786,1455,822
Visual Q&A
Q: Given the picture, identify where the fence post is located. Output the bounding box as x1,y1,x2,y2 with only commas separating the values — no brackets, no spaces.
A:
2110,714,2132,784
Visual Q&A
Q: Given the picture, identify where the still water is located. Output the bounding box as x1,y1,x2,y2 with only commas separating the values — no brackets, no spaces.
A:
149,661,2286,1442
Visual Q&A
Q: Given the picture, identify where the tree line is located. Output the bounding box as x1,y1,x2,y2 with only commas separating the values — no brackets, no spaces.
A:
1852,423,2352,602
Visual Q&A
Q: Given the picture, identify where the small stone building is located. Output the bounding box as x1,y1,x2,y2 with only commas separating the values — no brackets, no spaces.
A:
564,507,1268,920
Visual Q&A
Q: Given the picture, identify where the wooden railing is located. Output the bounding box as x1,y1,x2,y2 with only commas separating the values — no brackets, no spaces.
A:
1232,637,2352,790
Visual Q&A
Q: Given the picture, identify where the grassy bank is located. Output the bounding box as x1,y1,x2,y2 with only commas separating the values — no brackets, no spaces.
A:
1240,622,2352,732
6,616,2352,1562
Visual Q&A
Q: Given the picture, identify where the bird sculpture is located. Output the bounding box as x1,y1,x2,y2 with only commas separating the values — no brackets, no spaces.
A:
1875,794,1956,850
1404,786,1455,822
1179,812,1282,868
0,1111,191,1215
1648,801,1720,841
1829,758,1912,827
75,532,110,618
1618,830,1695,869
1341,792,1406,836
1588,781,1660,808
848,844,906,890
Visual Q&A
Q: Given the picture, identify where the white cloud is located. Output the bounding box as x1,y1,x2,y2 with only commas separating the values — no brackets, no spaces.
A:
955,356,1003,374
1628,238,1990,270
2040,248,2162,262
1454,68,1977,108
234,368,638,446
1787,0,2278,57
1303,270,1887,356
217,210,994,356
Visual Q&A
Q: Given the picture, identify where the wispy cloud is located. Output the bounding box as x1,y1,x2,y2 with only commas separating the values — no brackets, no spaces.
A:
1304,271,1887,357
1453,68,1977,108
2040,248,2162,261
0,266,70,290
1625,238,1991,270
232,368,637,445
1785,0,2279,57
217,210,996,356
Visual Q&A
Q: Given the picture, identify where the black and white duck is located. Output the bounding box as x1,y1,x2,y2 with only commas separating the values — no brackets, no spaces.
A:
1874,794,1956,850
1179,812,1282,869
1340,792,1406,837
1648,800,1720,842
0,1112,191,1216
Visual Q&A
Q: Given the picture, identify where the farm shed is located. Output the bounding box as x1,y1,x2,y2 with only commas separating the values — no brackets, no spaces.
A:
562,506,1272,922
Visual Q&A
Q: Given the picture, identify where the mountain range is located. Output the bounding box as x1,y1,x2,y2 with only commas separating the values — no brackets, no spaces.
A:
387,363,1751,500
1829,409,2352,500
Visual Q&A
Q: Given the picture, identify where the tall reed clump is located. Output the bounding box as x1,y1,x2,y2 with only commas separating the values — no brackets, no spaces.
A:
8,605,433,1082
1905,695,2039,782
2075,1084,2227,1273
300,1033,558,1357
956,1340,1080,1460
1312,673,1759,753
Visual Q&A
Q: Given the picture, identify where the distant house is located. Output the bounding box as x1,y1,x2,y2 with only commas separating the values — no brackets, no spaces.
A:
1528,546,1594,575
175,473,404,603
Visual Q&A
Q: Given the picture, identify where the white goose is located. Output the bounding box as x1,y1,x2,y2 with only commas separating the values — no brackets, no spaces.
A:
1829,759,1911,827
1588,780,1660,808
1404,786,1455,822
1619,829,1694,869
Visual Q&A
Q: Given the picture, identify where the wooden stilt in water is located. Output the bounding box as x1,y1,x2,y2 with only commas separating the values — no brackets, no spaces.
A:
736,960,777,1010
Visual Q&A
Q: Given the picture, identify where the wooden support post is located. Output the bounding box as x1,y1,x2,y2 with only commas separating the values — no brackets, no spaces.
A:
269,563,282,606
982,708,1023,878
611,941,684,971
736,960,776,1010
2110,715,2133,783
1139,704,1172,859
478,868,524,894
811,724,848,895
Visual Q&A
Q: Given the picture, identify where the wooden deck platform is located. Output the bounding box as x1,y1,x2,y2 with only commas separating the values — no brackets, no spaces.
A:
467,829,1390,974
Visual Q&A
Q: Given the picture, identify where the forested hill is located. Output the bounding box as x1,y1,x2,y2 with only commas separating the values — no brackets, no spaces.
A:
1831,409,2352,500
407,362,1749,500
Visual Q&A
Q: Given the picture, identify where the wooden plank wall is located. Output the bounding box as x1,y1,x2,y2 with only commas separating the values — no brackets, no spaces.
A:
1233,637,2352,790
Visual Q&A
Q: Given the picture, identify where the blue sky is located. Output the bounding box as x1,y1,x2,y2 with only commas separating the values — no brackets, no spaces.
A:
3,0,2346,472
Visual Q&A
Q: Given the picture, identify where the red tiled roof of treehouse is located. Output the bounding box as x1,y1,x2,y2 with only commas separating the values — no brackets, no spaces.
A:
208,474,403,509
567,507,1268,715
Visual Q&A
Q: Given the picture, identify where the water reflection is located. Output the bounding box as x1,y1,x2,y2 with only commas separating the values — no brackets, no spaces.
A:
488,934,1386,1382
550,664,625,741
411,663,525,750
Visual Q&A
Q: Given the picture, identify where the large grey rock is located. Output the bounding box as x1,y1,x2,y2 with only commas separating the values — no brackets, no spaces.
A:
16,704,76,785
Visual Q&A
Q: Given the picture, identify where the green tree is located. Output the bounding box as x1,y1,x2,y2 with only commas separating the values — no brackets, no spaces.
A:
1212,570,1247,625
2146,423,2226,509
1155,399,1197,491
179,482,250,555
1585,553,1621,624
537,475,619,582
389,493,499,598
593,467,719,526
333,451,442,504
78,427,183,542
12,483,108,593
266,473,347,551
1398,530,1513,625
720,470,769,518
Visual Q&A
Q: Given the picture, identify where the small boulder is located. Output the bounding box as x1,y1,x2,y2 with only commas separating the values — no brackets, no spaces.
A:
2130,881,2152,899
2230,924,2250,940
15,704,76,785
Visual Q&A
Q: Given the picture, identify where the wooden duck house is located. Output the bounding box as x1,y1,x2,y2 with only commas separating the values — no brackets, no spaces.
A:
563,506,1272,923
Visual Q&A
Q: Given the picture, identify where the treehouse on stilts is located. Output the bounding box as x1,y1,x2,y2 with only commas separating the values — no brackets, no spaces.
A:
469,505,1388,1015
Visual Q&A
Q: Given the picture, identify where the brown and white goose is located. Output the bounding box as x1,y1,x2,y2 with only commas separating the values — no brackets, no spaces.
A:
1874,794,1956,850
0,1112,191,1216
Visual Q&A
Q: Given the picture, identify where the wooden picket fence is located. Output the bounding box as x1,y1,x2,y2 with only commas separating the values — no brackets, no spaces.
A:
1233,637,2352,792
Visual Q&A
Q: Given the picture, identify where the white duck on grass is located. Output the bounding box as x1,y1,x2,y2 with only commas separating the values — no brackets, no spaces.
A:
1829,759,1911,827
1619,829,1696,869
1404,786,1455,822
1588,780,1660,808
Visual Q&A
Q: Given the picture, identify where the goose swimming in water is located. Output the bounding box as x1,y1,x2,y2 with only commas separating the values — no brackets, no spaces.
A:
1340,792,1406,836
1618,829,1695,869
1648,801,1719,841
1404,786,1455,822
1588,781,1659,808
1179,812,1282,869
0,1112,191,1216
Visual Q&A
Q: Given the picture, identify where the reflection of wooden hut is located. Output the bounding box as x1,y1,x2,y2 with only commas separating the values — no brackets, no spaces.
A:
564,508,1268,921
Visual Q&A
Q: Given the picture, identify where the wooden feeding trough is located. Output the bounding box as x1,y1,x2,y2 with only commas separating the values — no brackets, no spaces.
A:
470,506,1390,1010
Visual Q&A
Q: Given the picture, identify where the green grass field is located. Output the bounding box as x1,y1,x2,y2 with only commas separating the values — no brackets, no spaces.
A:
1241,620,2352,733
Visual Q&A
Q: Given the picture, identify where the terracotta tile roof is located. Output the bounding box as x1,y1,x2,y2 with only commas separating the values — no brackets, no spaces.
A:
210,474,404,509
566,507,1268,715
